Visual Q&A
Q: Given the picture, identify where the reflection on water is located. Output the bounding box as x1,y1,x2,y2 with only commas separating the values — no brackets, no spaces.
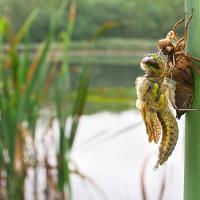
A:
26,110,184,200
71,111,184,200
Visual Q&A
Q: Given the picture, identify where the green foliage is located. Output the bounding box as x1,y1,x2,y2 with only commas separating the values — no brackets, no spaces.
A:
0,1,90,199
0,0,184,41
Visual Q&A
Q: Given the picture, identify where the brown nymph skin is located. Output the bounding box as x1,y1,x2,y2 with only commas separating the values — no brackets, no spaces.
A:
158,14,200,119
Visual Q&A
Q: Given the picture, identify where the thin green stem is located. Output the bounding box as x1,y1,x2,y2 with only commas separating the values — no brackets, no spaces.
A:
184,1,200,199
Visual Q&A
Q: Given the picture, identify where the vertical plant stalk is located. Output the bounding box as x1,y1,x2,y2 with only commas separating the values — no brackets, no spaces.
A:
55,1,77,199
184,1,200,200
0,9,50,199
14,125,26,200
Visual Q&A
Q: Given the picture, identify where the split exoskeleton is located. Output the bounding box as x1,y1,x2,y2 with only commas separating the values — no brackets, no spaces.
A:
158,12,200,119
136,12,200,168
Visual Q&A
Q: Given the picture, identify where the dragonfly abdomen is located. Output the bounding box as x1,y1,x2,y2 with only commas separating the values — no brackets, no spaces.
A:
155,108,179,168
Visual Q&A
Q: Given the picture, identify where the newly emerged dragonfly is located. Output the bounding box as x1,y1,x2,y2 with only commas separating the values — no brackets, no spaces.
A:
135,53,178,168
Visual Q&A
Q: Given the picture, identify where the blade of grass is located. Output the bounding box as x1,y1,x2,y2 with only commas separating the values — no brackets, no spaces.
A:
17,33,52,121
14,9,38,45
54,1,78,198
19,37,31,86
0,17,7,48
69,67,90,148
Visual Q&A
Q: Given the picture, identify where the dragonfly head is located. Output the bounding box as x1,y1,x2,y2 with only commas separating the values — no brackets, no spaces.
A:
140,53,165,76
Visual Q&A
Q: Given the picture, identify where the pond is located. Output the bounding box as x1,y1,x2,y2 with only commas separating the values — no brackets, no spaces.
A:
70,110,185,200
32,110,185,200
70,54,143,88
68,54,143,113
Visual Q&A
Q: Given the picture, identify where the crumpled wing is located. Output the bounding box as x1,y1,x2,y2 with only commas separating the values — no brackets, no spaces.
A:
140,103,161,144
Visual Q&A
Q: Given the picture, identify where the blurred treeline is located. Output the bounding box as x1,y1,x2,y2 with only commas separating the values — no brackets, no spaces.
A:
0,0,184,41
